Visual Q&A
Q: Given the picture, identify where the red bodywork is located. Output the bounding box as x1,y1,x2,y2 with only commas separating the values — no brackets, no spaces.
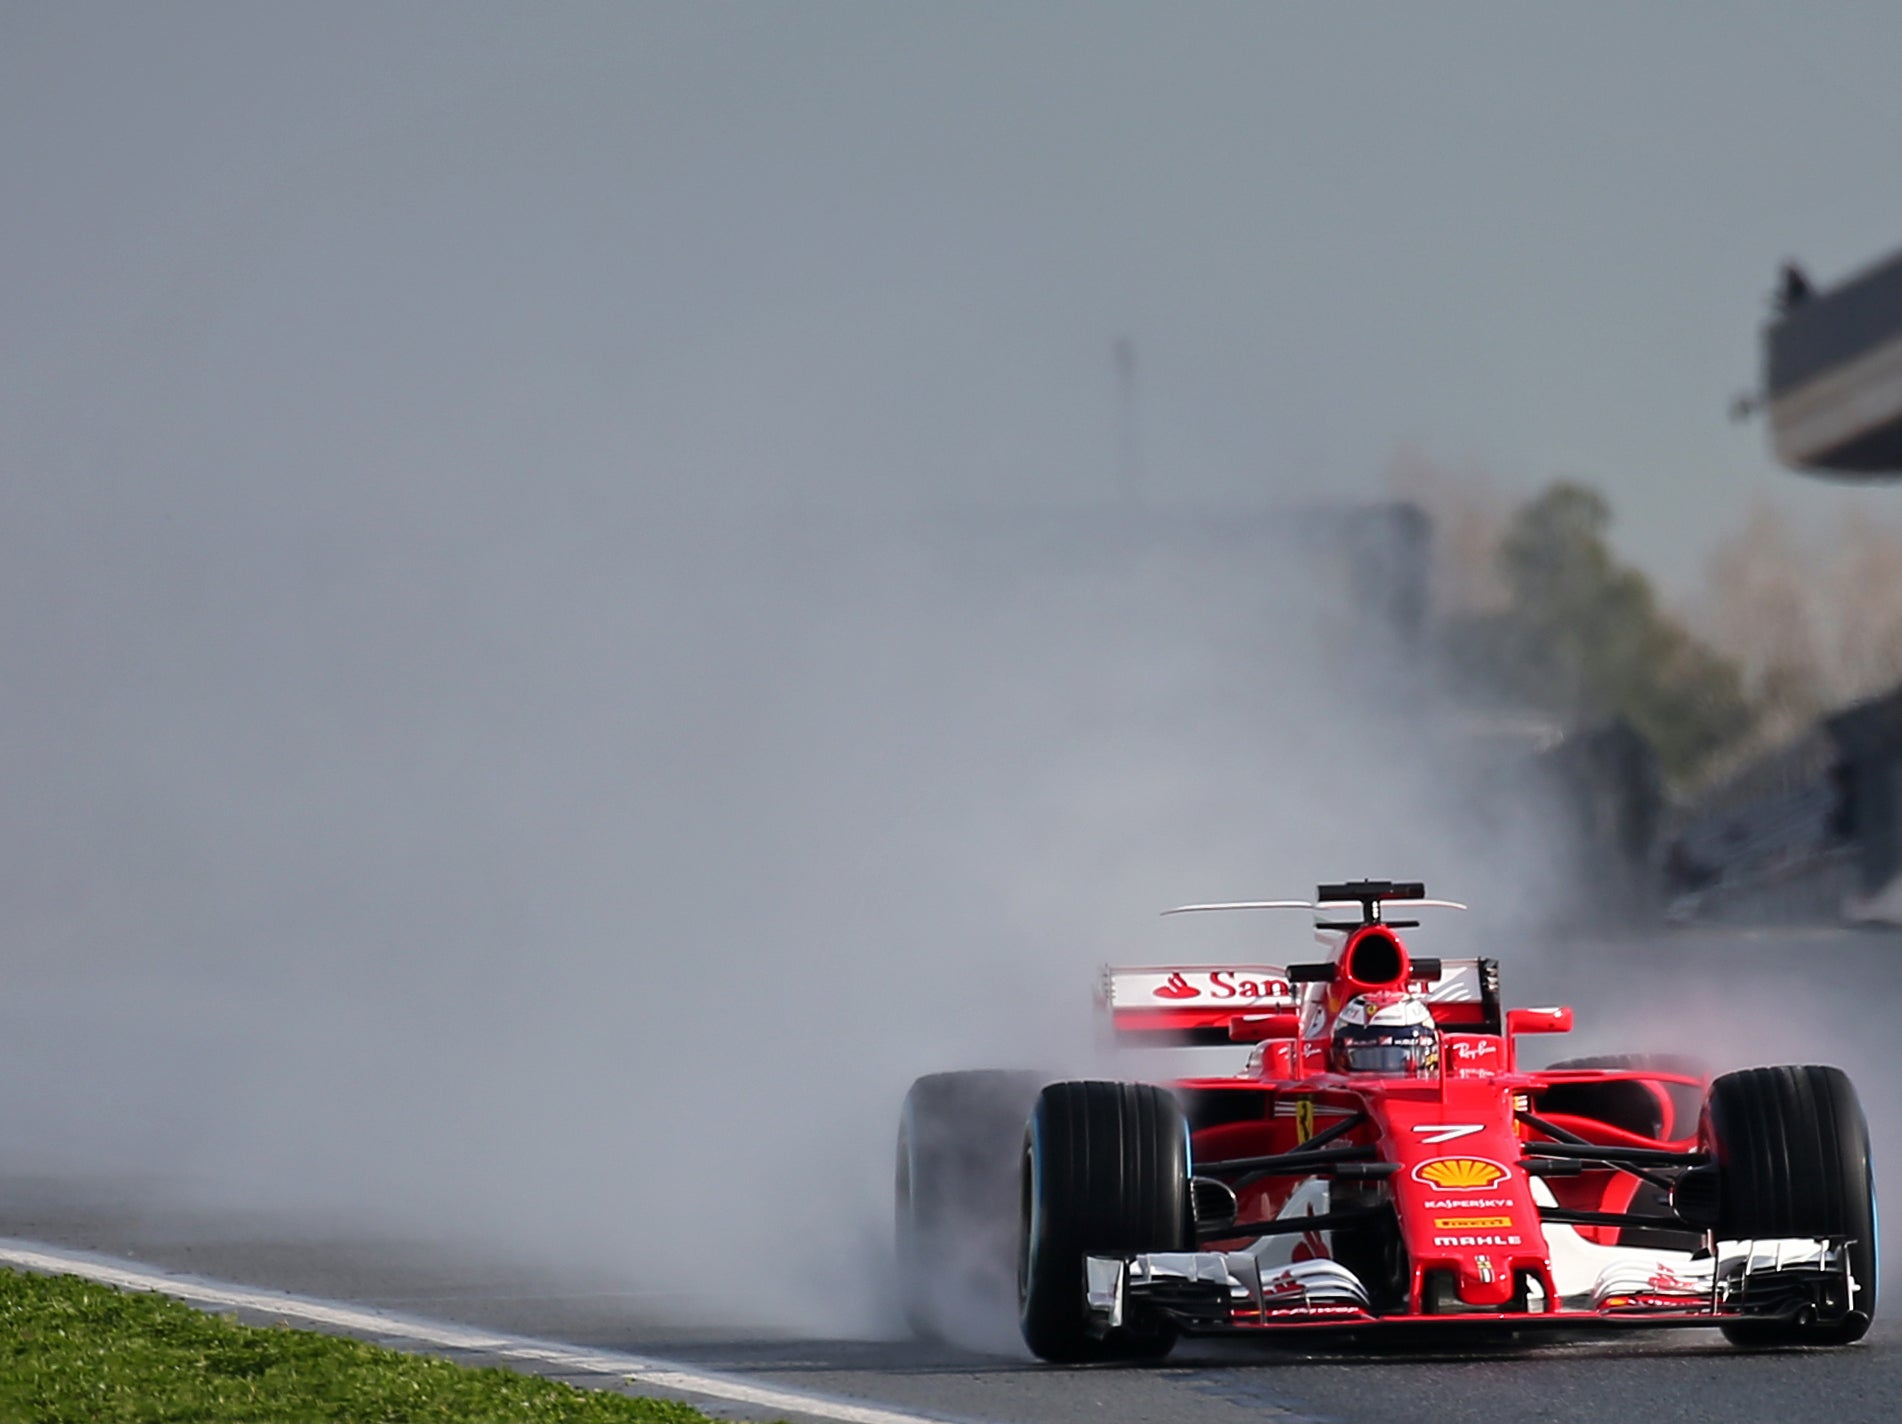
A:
1106,919,1723,1329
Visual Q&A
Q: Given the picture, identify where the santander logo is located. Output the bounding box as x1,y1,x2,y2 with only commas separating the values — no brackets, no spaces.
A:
1154,971,1202,1000
1126,967,1290,1005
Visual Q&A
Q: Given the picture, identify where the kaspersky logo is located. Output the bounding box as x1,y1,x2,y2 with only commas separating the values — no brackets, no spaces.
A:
1412,1157,1512,1192
1153,971,1201,1000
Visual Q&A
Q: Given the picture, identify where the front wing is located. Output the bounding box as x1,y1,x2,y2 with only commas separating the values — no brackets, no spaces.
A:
1086,1239,1860,1336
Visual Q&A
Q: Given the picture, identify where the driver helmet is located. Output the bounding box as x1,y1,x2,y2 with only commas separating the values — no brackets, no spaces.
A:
1330,992,1440,1077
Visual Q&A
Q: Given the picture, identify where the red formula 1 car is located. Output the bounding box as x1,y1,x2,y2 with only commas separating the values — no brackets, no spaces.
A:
895,881,1877,1361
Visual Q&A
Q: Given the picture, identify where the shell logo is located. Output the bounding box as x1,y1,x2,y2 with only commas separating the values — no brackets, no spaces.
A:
1412,1156,1511,1191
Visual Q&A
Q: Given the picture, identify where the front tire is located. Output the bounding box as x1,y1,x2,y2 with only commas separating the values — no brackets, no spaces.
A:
1703,1064,1877,1346
1018,1080,1190,1363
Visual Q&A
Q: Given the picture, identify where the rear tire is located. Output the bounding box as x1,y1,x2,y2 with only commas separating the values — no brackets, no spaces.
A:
895,1070,1047,1342
1018,1080,1190,1363
1703,1065,1877,1346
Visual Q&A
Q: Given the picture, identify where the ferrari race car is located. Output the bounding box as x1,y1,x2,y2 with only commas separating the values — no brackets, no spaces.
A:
895,881,1877,1361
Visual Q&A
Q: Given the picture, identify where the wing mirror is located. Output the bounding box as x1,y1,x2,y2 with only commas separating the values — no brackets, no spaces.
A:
1506,1006,1573,1036
1229,1011,1301,1042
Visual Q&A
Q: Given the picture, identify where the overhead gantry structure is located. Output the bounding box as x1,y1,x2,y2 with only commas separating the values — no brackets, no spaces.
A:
1758,246,1902,477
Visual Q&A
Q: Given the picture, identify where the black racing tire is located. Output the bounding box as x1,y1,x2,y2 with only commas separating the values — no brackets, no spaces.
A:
1018,1080,1190,1363
1703,1065,1877,1347
1541,1054,1710,1142
895,1070,1047,1342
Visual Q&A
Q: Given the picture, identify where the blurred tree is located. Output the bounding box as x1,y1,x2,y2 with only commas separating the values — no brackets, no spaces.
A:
1697,503,1826,752
1829,513,1902,700
1447,482,1753,786
1692,502,1902,756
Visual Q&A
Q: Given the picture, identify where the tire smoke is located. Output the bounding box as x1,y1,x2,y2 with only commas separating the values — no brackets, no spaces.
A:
0,499,1565,1338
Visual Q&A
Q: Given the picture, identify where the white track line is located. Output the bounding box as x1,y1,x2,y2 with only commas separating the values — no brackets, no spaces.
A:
0,1239,934,1425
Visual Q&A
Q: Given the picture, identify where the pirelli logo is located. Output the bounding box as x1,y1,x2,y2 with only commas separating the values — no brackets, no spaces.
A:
1434,1215,1512,1229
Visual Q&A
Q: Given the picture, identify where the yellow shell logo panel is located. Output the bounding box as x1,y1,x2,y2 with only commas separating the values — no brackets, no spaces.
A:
1412,1156,1511,1191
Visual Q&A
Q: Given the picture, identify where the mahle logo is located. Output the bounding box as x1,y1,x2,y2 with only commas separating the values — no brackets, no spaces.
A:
1433,1233,1522,1247
1413,1157,1511,1191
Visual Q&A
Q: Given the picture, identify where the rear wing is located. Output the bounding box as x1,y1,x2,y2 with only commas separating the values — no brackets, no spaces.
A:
1101,959,1502,1045
1099,965,1295,1044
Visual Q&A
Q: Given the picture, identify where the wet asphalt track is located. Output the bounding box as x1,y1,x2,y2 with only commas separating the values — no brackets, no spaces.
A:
3,1179,1898,1423
7,926,1902,1422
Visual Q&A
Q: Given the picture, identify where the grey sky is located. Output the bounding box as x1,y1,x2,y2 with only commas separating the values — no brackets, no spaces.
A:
8,2,1902,587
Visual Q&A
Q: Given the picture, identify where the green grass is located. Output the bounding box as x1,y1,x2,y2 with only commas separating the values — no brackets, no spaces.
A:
0,1268,716,1423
